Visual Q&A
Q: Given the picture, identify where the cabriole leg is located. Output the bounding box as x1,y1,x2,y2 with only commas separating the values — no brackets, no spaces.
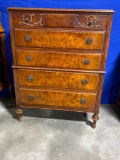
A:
92,114,99,129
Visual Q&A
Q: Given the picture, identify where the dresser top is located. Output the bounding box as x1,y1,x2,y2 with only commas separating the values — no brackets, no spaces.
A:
7,7,114,13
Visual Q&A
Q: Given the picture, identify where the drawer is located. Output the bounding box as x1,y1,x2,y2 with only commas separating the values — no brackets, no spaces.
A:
18,69,99,91
20,88,97,109
12,11,108,30
16,49,102,70
76,14,108,30
14,29,105,50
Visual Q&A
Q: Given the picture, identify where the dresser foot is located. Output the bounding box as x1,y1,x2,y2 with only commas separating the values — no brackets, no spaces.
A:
92,114,99,129
16,108,23,122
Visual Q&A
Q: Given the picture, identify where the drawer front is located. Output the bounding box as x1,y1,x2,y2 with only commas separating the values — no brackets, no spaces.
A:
14,29,105,50
43,13,75,27
12,11,108,30
76,14,108,30
20,88,97,109
18,69,99,91
16,49,102,70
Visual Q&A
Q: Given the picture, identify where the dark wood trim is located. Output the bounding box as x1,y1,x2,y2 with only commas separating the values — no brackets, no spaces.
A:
7,8,115,13
12,66,106,73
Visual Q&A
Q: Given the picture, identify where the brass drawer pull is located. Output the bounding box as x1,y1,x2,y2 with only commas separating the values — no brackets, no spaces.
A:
26,55,32,62
80,98,86,104
82,79,88,85
84,59,90,65
24,17,30,23
29,94,34,100
27,75,33,82
86,37,92,45
88,20,95,26
25,35,31,42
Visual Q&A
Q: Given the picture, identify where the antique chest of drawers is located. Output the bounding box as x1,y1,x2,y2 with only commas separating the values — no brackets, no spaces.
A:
8,8,114,128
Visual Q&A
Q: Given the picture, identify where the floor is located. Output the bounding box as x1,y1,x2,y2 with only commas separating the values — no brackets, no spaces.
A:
0,98,120,160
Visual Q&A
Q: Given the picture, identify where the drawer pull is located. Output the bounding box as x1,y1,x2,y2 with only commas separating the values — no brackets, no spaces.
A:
88,20,95,26
26,55,32,62
29,94,34,100
27,75,33,82
80,98,86,104
84,59,90,65
25,35,31,42
24,17,30,23
82,79,88,85
86,38,92,45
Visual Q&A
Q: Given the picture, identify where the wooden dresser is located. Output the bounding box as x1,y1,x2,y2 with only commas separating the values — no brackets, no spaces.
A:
8,8,114,128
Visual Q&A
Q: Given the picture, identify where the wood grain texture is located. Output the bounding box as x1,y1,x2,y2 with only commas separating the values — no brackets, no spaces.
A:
76,14,108,30
18,69,99,91
100,13,114,70
13,69,20,107
94,73,104,114
14,29,105,50
8,8,114,127
16,49,102,70
43,13,75,27
20,88,97,109
11,10,110,31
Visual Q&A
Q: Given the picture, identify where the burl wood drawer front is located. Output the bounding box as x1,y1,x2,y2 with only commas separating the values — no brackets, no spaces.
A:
12,11,108,30
18,69,99,91
20,88,97,109
14,29,105,50
16,49,102,70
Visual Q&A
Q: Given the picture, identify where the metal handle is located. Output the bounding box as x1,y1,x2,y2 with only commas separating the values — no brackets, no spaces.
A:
25,35,31,42
27,75,33,82
81,79,88,85
26,55,32,62
80,98,86,104
86,37,92,45
29,94,34,100
24,17,30,23
88,20,95,26
84,59,90,65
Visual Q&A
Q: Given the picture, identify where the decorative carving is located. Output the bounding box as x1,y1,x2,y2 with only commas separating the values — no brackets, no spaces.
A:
16,108,23,122
19,13,42,26
76,15,100,28
92,114,99,129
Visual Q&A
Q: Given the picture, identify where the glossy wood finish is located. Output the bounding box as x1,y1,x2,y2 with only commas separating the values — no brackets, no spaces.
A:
16,49,102,70
10,9,114,30
15,29,105,49
43,13,75,27
18,69,99,90
8,8,114,128
20,88,97,109
76,14,108,30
